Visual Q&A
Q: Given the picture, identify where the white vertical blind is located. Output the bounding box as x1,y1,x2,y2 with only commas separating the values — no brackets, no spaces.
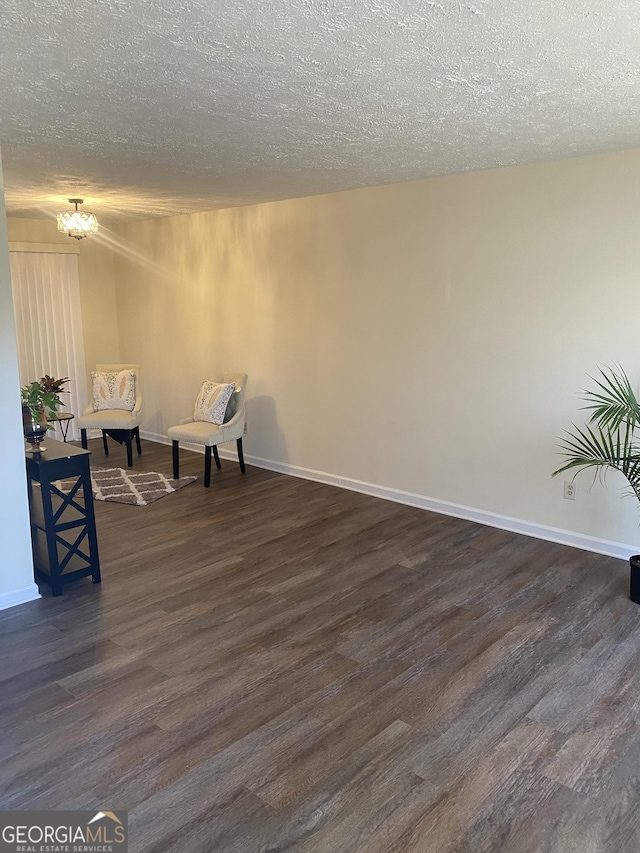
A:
10,251,88,441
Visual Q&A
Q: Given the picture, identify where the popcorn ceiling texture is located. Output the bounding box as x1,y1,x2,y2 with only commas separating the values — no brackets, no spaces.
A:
2,0,640,221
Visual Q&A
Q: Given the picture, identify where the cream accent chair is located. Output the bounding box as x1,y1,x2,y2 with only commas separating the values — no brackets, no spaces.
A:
167,372,247,487
78,363,143,468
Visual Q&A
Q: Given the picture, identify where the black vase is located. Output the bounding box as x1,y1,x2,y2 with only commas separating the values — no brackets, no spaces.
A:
630,555,640,604
22,406,48,452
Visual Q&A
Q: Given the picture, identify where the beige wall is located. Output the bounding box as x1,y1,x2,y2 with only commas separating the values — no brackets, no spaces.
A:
0,157,39,606
76,237,120,371
110,147,640,553
6,218,120,376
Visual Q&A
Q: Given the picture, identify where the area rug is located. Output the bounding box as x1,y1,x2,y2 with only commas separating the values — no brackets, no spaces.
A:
54,468,197,506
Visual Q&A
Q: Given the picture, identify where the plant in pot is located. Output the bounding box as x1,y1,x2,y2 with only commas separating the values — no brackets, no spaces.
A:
39,374,70,396
553,364,640,603
21,376,68,452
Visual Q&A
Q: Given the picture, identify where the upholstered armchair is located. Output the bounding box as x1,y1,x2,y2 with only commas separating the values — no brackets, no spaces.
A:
78,363,143,468
167,372,247,487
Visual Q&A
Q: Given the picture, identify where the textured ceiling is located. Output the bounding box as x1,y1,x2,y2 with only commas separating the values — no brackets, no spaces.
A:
2,0,640,222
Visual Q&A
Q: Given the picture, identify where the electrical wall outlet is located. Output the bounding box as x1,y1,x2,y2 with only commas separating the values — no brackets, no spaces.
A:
243,421,248,436
564,481,576,500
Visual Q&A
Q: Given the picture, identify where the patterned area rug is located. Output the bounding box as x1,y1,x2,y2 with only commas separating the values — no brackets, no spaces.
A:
55,468,197,506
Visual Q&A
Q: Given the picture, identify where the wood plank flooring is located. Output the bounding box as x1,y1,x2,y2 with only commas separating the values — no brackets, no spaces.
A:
2,439,640,851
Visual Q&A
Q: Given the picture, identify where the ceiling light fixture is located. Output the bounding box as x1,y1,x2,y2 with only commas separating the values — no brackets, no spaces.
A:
57,198,99,240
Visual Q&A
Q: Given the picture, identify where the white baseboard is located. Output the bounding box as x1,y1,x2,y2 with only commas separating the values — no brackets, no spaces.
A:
0,583,41,612
141,430,634,562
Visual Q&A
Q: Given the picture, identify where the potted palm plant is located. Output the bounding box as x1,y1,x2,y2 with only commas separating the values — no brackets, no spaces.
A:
553,364,640,603
21,376,68,452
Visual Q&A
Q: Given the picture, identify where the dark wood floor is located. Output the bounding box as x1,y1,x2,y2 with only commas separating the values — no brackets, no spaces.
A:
2,439,640,851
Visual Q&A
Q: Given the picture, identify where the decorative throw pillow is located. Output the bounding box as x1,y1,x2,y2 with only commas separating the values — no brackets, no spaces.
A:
193,381,235,425
92,369,136,412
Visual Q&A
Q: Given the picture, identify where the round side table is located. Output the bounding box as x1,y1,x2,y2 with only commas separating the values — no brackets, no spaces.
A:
51,412,75,442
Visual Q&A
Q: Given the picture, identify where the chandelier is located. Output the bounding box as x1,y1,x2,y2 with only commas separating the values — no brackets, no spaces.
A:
57,198,99,240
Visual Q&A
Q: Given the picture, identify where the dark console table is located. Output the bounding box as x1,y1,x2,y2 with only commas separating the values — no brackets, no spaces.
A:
25,438,101,596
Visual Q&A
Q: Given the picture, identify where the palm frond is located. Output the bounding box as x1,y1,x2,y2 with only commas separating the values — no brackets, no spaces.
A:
552,420,640,495
581,364,640,432
554,366,640,511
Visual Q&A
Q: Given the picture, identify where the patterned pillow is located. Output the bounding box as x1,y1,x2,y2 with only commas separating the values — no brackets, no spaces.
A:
193,381,235,425
92,369,136,412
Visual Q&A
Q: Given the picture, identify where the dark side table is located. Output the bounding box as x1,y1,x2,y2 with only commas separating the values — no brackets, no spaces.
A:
25,438,101,596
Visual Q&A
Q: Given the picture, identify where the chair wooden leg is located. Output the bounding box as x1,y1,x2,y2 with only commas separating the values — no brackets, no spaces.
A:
213,446,221,469
204,446,212,487
135,427,142,455
101,431,109,455
237,438,246,473
172,440,180,480
81,429,88,449
125,433,133,468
